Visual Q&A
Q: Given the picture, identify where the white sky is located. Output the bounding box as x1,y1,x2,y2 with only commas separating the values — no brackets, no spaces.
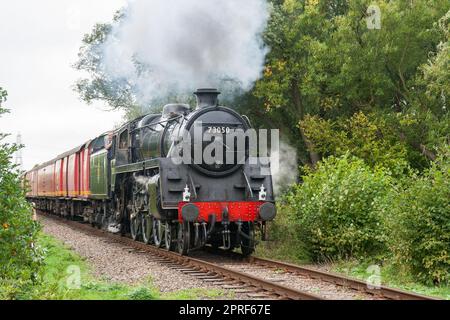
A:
0,0,126,171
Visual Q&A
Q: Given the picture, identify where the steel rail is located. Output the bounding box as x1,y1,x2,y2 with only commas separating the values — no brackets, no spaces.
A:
249,257,437,300
203,248,438,300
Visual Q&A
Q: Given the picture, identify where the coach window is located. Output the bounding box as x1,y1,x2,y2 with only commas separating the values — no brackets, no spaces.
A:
119,129,129,149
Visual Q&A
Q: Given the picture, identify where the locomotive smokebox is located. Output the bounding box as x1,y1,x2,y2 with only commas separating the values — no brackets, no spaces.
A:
194,88,220,109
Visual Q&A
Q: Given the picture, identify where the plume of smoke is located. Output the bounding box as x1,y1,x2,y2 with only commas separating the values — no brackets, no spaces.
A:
271,141,299,197
101,0,269,105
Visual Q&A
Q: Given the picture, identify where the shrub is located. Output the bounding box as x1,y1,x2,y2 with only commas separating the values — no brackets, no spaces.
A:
0,88,43,299
128,287,158,300
388,148,450,285
285,154,392,261
257,198,311,263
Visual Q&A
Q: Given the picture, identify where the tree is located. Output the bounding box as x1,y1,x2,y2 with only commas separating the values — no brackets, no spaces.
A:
398,11,450,163
253,0,449,167
0,87,43,299
254,0,334,165
74,19,203,119
73,17,139,112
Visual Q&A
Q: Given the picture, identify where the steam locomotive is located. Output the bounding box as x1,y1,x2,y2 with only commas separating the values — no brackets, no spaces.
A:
25,89,276,255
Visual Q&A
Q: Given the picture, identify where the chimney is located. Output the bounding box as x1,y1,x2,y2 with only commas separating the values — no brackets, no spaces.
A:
194,88,220,109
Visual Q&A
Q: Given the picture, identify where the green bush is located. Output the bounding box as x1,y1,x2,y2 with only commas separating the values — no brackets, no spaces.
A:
256,199,311,263
284,154,392,261
0,88,43,299
128,287,158,300
388,148,450,285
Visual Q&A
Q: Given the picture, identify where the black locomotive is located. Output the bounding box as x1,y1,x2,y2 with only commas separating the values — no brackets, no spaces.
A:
26,88,276,256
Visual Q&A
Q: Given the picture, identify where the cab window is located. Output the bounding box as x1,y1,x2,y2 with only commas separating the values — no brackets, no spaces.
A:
92,135,106,153
119,129,129,149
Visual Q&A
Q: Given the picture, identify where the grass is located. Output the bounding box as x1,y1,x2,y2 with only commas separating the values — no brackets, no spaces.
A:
253,217,310,265
19,233,232,300
254,239,310,265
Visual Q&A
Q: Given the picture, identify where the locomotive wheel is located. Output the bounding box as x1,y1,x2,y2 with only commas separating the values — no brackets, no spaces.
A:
130,212,141,241
101,212,109,230
153,218,164,248
177,222,190,255
164,222,176,251
94,210,103,229
240,222,255,256
142,214,153,244
89,216,96,228
210,239,221,250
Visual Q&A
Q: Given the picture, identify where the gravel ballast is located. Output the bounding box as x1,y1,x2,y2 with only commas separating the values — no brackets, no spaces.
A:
39,215,233,296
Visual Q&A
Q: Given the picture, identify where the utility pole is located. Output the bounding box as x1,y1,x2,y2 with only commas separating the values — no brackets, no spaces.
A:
15,132,23,170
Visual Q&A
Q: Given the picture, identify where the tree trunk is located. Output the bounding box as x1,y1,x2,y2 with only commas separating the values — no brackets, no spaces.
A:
399,132,437,161
291,79,320,167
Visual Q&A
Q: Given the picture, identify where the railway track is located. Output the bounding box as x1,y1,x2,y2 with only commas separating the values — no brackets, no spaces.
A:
38,211,437,300
202,248,436,300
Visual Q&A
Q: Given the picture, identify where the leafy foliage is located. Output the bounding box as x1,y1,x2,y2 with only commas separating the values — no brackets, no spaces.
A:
255,3,449,281
414,11,450,117
387,148,450,285
300,112,409,175
396,11,450,163
251,0,450,166
0,87,44,299
284,155,391,261
73,20,138,112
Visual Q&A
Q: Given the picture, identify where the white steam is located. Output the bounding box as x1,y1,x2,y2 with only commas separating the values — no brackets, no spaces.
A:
102,0,269,104
134,175,151,190
271,141,298,197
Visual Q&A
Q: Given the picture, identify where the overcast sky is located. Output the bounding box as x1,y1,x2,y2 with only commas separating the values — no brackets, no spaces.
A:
0,0,126,170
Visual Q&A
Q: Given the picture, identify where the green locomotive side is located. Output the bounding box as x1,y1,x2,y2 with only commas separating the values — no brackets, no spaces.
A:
90,150,109,199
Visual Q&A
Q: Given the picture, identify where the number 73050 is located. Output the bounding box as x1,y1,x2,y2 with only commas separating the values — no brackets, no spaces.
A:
207,126,231,134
